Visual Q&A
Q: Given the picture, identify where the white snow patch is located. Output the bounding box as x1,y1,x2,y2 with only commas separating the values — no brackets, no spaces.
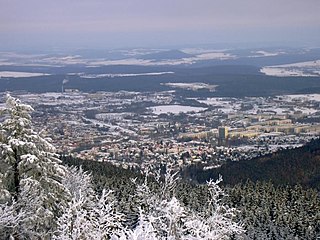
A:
261,60,320,77
0,71,50,78
40,55,86,65
83,118,137,136
260,68,314,77
251,50,285,57
277,60,320,68
150,105,207,115
80,72,174,78
281,94,320,102
163,82,218,91
192,52,235,60
88,58,153,66
197,98,241,114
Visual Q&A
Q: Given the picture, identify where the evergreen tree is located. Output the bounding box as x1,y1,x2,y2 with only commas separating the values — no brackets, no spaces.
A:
0,95,70,239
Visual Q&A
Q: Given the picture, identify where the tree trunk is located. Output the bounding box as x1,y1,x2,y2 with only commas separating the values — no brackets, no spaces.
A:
13,148,20,201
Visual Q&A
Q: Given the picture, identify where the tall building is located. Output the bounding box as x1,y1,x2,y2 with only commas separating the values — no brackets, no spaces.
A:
218,127,228,140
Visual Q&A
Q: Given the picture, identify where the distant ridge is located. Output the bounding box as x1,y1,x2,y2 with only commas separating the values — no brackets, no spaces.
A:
140,49,193,60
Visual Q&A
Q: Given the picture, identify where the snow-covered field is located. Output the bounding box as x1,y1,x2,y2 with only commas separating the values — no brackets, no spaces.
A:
150,105,207,115
163,82,218,91
281,94,320,102
84,117,138,136
95,112,133,121
261,60,320,77
88,58,153,67
190,52,235,61
0,71,50,78
197,98,241,113
250,50,285,57
79,72,174,78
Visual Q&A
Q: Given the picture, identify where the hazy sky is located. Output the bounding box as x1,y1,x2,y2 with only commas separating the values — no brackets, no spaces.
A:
1,0,319,50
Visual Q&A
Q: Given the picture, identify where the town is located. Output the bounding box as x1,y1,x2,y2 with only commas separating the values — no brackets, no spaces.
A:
2,88,320,171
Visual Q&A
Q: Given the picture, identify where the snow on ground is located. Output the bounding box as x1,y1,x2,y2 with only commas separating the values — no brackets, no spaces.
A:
0,59,15,66
235,145,257,151
294,107,318,115
88,52,235,66
0,103,5,110
41,92,64,98
0,71,50,78
261,60,320,77
261,106,316,115
95,113,133,121
278,60,320,68
197,98,241,114
84,118,138,136
192,52,235,61
197,98,225,106
40,55,86,65
121,48,165,57
150,105,207,115
268,144,303,151
88,58,153,66
79,72,174,78
251,50,285,57
260,68,309,77
258,107,288,115
281,94,320,102
18,92,87,106
163,82,218,91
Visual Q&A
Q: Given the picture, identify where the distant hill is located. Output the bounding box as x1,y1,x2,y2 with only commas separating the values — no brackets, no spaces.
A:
182,138,320,189
139,49,193,60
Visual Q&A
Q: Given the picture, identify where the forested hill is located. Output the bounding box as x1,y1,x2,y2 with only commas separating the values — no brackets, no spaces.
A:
182,138,320,189
61,146,320,239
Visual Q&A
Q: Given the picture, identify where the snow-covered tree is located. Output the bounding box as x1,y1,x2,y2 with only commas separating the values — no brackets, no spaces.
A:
92,189,125,238
55,166,125,239
62,165,95,202
54,190,95,239
0,199,26,238
122,210,159,240
185,176,244,239
0,94,70,238
132,169,244,240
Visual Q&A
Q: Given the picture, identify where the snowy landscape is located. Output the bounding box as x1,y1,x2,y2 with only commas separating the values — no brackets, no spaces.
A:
1,46,320,239
1,0,320,238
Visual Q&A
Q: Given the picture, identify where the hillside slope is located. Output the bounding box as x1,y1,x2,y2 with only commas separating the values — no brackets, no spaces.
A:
182,138,320,189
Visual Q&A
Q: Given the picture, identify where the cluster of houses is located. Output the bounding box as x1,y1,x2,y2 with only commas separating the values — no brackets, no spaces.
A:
8,90,320,170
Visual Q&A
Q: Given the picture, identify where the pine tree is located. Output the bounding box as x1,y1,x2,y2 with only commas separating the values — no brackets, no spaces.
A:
0,95,70,239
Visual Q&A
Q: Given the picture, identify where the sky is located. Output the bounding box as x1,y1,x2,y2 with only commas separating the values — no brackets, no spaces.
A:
0,0,320,51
